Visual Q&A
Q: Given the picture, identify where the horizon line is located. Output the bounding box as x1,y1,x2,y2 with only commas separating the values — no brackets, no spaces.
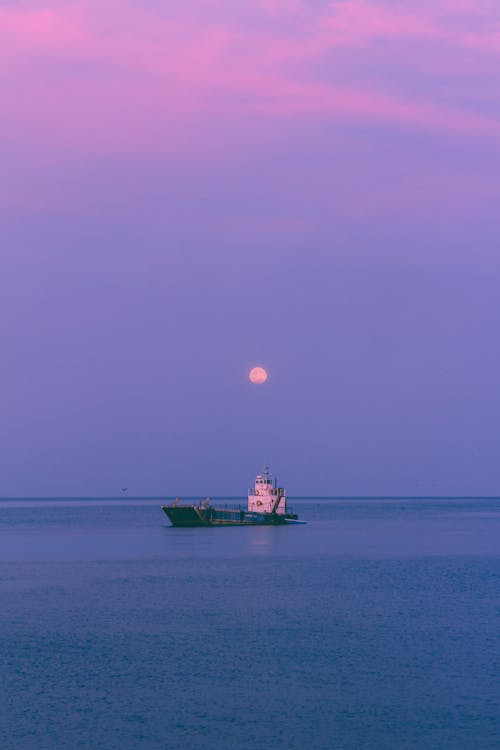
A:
1,495,499,501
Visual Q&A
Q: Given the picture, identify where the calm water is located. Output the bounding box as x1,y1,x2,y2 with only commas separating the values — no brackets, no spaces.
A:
1,497,499,750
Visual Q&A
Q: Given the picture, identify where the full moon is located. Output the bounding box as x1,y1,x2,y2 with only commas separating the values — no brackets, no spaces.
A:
249,366,268,384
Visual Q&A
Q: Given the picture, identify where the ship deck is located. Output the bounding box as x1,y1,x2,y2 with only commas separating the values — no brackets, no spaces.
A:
162,505,290,527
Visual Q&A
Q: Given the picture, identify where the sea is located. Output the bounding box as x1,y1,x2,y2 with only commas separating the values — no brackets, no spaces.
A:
1,497,499,750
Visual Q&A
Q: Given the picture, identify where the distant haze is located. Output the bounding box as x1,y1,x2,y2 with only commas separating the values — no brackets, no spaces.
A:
1,1,499,496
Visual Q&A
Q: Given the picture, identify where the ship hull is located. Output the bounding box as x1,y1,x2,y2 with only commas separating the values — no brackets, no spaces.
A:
162,505,296,527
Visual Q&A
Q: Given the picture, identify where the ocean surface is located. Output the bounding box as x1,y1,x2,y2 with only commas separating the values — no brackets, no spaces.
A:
1,497,499,750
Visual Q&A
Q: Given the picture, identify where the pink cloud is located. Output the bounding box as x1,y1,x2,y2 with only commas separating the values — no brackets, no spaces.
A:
0,0,499,161
318,1,441,44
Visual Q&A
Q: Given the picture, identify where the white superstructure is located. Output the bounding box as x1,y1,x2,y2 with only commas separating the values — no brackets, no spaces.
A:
247,467,287,514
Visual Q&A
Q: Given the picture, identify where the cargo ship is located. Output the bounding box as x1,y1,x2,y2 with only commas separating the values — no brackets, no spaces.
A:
162,467,300,527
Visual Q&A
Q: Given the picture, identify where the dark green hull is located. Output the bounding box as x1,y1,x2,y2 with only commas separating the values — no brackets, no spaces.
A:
162,504,298,527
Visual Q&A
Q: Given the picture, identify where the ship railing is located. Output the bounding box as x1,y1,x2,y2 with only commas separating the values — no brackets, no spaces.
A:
216,505,244,511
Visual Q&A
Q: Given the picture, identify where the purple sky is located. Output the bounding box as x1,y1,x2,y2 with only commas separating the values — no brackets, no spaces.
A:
1,0,500,496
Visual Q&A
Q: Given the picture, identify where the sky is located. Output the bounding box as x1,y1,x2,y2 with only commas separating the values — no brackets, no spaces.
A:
1,0,500,496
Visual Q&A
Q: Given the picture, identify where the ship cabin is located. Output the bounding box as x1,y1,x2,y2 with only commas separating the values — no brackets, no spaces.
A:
247,467,287,515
